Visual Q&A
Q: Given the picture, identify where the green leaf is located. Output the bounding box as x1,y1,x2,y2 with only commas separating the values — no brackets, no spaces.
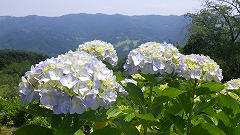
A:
217,94,240,115
217,110,230,127
114,72,124,82
160,87,186,99
139,72,157,84
51,114,83,135
202,114,215,125
114,119,140,135
106,106,122,119
168,81,180,88
190,124,210,135
158,119,172,132
150,102,163,118
201,123,226,135
191,123,226,135
167,100,184,115
233,125,240,135
196,82,224,96
194,98,216,115
78,108,108,121
91,126,122,135
124,83,145,104
13,125,52,135
124,113,135,122
20,105,53,117
74,129,85,135
135,113,155,122
178,92,193,114
166,113,185,133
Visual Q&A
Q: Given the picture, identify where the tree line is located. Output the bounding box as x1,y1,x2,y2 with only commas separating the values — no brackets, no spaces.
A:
183,0,240,81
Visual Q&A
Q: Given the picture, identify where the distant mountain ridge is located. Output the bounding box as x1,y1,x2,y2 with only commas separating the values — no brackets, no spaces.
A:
0,13,188,57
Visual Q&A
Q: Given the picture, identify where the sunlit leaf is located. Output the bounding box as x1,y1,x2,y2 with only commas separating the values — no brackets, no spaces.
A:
135,113,155,122
106,106,122,119
190,123,226,135
160,87,186,99
217,110,230,127
217,94,240,115
114,72,124,82
74,129,84,135
196,82,224,96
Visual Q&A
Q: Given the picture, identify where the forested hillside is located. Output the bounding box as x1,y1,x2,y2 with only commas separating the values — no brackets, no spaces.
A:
0,14,187,57
0,49,48,99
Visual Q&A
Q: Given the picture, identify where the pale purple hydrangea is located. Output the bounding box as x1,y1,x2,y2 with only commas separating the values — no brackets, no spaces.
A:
19,51,123,114
124,42,182,75
177,54,223,83
77,40,118,66
224,78,240,90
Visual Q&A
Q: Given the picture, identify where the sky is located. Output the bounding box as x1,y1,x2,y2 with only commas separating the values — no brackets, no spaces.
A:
0,0,203,17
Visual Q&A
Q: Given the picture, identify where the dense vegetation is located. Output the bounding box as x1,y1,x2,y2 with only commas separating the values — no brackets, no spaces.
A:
183,0,240,81
0,50,48,128
0,14,187,57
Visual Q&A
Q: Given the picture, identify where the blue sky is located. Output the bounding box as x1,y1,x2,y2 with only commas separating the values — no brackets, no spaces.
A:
0,0,203,17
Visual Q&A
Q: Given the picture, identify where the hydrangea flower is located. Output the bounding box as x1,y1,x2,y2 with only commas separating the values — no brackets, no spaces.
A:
177,54,223,83
224,78,240,90
77,40,118,66
19,51,123,114
124,42,182,75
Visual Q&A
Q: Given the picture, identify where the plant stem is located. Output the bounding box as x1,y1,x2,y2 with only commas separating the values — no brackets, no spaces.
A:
186,79,198,135
143,84,153,135
147,84,153,113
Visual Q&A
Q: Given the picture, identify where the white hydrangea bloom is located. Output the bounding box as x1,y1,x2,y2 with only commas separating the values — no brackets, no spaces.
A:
224,78,240,90
19,51,123,114
124,42,182,75
77,40,118,66
177,54,223,83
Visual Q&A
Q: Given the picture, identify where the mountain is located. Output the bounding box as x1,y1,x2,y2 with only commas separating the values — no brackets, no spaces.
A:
0,13,188,57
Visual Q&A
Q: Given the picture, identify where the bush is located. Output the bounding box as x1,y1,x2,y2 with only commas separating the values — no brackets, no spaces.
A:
0,98,30,126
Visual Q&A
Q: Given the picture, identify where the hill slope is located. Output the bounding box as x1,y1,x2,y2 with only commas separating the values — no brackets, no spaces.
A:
0,14,188,57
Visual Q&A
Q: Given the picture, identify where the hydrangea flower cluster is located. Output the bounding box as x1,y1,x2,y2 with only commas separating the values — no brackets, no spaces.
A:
77,40,118,66
124,42,182,75
19,51,122,114
124,42,223,83
178,54,223,83
224,78,240,90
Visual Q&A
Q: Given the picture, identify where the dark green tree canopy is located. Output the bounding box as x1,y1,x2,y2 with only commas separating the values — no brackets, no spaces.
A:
183,0,240,81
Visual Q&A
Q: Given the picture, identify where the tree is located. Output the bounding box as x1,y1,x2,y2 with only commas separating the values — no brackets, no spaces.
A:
183,0,240,81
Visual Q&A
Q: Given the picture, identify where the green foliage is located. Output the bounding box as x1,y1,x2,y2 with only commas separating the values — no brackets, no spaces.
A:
0,50,48,127
0,98,29,126
0,49,47,70
183,0,240,81
27,116,50,128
